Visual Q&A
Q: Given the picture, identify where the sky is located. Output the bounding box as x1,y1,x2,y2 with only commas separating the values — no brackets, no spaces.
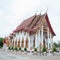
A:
0,0,60,42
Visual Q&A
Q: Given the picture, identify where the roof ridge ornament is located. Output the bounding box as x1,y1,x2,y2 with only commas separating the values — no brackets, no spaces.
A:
45,8,48,14
35,10,38,15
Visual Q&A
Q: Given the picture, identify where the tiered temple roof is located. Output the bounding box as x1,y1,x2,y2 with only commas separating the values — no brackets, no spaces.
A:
13,13,55,36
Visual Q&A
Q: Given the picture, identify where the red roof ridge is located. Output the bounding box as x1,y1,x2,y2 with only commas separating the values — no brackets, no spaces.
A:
45,13,56,36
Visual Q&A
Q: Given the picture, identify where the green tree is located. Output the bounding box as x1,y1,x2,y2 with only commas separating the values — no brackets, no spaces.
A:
42,47,47,52
52,46,57,52
0,38,4,42
58,42,60,47
0,38,4,47
53,42,59,48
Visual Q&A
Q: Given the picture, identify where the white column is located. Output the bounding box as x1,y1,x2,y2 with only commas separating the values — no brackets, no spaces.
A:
51,37,53,48
19,39,20,47
39,30,41,43
14,40,15,48
28,35,30,50
35,32,37,48
12,39,13,46
12,39,14,47
20,38,21,48
50,34,53,48
21,32,23,48
24,40,25,48
17,39,18,47
38,30,40,48
50,33,51,48
24,36,26,48
47,28,50,49
19,32,22,48
41,25,43,48
38,30,40,41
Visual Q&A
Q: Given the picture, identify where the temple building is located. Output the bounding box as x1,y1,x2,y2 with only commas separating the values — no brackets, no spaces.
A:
9,12,56,51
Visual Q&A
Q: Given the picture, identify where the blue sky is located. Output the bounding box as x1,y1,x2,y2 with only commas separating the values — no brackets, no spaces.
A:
0,0,60,42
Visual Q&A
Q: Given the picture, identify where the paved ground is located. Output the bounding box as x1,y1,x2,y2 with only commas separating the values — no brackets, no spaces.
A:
0,49,60,60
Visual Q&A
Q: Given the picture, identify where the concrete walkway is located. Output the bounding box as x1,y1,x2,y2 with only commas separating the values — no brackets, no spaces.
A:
0,49,60,60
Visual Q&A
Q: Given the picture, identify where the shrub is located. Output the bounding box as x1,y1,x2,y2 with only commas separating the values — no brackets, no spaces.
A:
0,38,4,47
11,46,14,50
0,46,2,48
52,47,57,52
34,48,37,51
15,47,19,51
8,46,10,50
8,46,12,50
13,47,15,50
42,47,47,52
0,42,3,47
19,47,21,50
24,47,27,51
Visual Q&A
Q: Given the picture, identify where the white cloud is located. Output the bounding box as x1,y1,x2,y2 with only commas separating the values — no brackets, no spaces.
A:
0,9,4,16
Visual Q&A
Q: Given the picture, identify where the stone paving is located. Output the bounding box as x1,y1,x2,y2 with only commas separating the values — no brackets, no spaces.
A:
0,49,60,60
